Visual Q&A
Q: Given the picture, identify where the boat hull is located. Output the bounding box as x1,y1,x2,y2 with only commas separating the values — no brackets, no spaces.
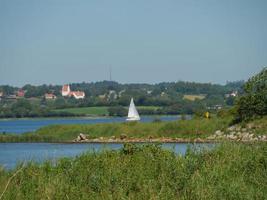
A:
126,117,140,121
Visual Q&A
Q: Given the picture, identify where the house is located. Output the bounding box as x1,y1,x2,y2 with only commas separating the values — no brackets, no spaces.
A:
17,89,25,97
0,92,3,97
6,95,17,99
62,84,71,96
70,91,85,99
45,93,57,100
225,91,238,98
61,84,85,99
230,91,238,97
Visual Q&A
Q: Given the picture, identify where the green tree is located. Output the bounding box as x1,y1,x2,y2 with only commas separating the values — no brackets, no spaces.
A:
235,67,267,121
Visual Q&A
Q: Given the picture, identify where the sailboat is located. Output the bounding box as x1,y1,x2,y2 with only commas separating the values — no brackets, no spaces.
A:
126,98,140,121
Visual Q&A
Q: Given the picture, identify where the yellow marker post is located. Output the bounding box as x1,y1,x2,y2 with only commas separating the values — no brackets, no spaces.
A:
205,112,210,119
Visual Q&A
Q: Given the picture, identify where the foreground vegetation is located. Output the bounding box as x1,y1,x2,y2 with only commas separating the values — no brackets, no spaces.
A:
0,143,266,200
0,117,232,142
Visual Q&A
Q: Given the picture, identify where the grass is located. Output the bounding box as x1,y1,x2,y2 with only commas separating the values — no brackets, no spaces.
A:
0,117,232,142
136,106,161,110
0,142,266,199
53,107,109,115
183,94,206,101
53,106,161,116
245,116,267,136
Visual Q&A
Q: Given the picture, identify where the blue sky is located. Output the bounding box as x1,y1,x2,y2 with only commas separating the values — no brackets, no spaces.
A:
0,0,266,86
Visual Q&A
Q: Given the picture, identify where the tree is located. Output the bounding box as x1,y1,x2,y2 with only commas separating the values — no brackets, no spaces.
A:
235,67,267,121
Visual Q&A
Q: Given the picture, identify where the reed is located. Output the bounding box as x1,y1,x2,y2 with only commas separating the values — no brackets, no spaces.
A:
0,142,266,199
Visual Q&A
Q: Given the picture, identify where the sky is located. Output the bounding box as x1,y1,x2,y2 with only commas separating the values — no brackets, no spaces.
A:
0,0,266,86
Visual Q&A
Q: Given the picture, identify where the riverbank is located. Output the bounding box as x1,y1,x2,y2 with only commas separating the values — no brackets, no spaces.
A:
0,142,266,199
0,117,231,143
0,117,266,143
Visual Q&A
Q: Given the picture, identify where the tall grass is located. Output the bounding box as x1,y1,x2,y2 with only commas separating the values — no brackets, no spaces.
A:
0,143,266,199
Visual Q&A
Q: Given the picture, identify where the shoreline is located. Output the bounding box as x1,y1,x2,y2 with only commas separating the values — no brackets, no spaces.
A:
1,138,262,144
0,114,184,120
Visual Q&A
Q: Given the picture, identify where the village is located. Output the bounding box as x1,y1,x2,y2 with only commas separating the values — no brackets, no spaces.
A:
0,84,85,100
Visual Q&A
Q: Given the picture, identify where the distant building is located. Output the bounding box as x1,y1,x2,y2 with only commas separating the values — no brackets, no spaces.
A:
207,104,223,110
45,93,57,100
6,95,17,99
70,91,85,99
62,84,71,96
225,91,238,98
61,84,85,99
0,92,3,97
230,91,238,97
17,89,25,97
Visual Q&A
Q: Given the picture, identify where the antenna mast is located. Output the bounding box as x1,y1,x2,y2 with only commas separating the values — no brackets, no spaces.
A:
109,66,112,81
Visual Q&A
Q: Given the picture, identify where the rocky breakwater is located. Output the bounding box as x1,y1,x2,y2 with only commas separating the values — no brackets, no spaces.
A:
73,134,208,143
208,123,267,142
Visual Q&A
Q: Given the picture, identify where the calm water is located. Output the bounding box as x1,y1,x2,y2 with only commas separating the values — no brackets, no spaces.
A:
0,143,213,170
0,115,184,134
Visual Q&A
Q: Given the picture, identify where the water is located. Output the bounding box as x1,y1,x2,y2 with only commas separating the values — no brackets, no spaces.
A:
0,142,213,170
0,115,184,134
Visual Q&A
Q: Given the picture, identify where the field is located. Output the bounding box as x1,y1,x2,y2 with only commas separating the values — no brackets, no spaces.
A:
183,94,206,101
0,143,266,199
53,106,109,115
0,117,232,142
53,106,161,116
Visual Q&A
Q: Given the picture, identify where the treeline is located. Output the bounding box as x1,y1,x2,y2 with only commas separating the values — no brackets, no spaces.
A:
0,80,243,100
0,80,244,118
0,99,79,118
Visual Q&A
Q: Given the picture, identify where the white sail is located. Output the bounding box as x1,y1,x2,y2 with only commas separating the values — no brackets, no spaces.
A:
126,98,140,121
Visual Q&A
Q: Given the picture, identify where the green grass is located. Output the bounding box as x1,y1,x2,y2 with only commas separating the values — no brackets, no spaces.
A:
53,106,161,116
183,94,206,101
136,106,161,110
53,107,109,115
0,117,232,142
0,143,266,199
245,116,267,136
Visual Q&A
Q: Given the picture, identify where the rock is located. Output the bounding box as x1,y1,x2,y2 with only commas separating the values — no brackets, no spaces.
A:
241,128,247,132
227,126,236,131
246,123,255,129
236,126,241,131
120,134,127,140
194,138,204,143
207,135,216,140
262,135,267,140
230,131,236,135
75,136,81,142
75,133,87,142
227,134,237,140
111,136,116,140
215,130,224,136
99,137,104,140
236,132,242,137
79,133,87,140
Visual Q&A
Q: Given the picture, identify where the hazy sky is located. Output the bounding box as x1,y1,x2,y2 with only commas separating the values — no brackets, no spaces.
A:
0,0,266,86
